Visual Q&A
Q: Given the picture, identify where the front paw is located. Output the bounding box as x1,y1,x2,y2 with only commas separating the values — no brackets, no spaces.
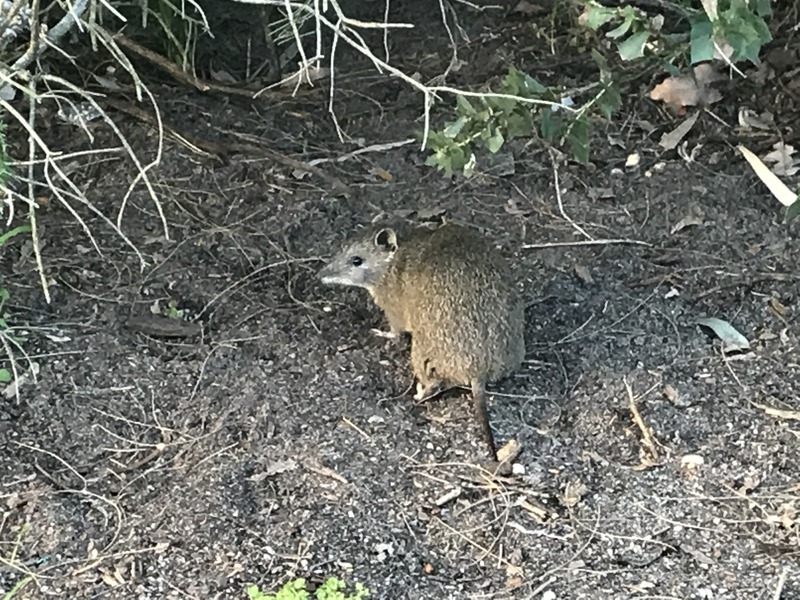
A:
414,381,444,401
370,328,400,339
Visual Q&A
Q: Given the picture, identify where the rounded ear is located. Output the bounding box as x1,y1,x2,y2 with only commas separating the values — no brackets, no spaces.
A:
374,228,398,253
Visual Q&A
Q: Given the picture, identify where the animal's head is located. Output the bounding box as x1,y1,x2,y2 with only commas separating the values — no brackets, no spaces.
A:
318,227,398,290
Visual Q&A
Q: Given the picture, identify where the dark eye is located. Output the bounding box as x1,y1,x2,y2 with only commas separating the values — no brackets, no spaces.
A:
350,255,364,267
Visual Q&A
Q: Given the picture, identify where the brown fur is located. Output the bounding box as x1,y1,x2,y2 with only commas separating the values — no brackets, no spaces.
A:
318,222,525,457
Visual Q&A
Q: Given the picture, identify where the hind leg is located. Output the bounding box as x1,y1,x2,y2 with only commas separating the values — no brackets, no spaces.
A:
410,336,445,400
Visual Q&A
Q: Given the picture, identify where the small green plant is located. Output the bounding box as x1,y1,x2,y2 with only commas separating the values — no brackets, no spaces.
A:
164,298,185,319
580,0,772,66
247,577,369,600
424,61,620,176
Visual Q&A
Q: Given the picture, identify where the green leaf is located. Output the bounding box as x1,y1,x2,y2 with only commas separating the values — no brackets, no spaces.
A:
506,112,535,138
424,130,449,148
752,0,772,17
450,147,469,173
784,194,800,223
486,129,505,153
520,72,546,95
500,67,522,95
0,318,7,329
606,14,634,39
443,116,468,139
617,30,649,60
426,152,452,176
660,60,683,77
539,108,562,143
0,368,11,383
246,585,265,599
752,18,773,44
717,2,772,64
590,48,611,72
583,4,617,29
455,94,476,116
567,117,591,164
690,17,715,64
597,80,622,119
276,578,308,600
0,288,9,301
0,224,32,248
488,96,517,115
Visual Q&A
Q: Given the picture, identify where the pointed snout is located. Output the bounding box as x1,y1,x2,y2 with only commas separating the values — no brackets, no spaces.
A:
317,262,335,284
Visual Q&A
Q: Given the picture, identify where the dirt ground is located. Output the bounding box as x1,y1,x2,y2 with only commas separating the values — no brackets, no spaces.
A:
1,1,799,599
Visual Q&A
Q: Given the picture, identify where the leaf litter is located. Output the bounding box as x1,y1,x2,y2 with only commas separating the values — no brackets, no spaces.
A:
697,317,751,353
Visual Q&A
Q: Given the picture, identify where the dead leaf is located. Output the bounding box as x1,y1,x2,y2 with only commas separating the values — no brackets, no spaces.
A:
370,167,393,182
677,140,703,163
210,68,237,84
738,108,773,131
694,61,725,85
632,455,659,471
697,317,750,352
778,503,796,529
663,384,679,403
650,63,722,113
679,453,704,477
433,486,462,507
416,206,447,221
517,497,548,523
650,75,699,113
574,264,593,284
627,581,657,593
560,479,587,507
506,575,523,588
496,437,521,463
505,198,530,216
681,544,715,565
738,145,798,207
738,473,760,494
671,212,704,234
264,458,298,477
93,72,123,91
768,297,788,322
659,111,700,150
751,402,800,421
154,541,170,554
99,565,127,587
762,142,799,177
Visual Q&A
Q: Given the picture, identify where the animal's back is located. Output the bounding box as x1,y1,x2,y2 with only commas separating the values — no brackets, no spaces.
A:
375,223,525,386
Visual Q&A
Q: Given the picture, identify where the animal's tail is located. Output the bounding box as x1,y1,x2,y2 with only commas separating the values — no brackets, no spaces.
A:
471,379,497,460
